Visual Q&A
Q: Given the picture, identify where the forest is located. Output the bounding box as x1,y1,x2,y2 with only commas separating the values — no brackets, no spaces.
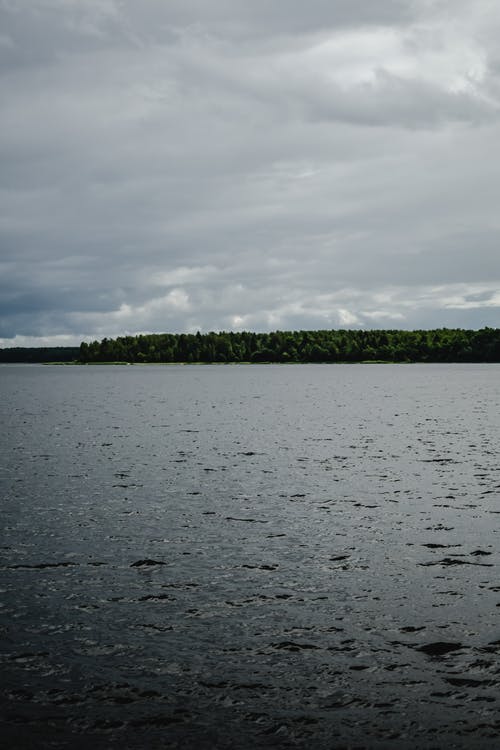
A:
2,328,499,364
77,328,500,364
0,347,80,363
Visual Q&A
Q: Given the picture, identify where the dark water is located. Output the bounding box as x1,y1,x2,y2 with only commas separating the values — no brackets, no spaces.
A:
1,363,500,749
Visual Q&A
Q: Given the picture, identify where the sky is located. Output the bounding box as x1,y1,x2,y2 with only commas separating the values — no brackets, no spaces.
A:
1,0,500,347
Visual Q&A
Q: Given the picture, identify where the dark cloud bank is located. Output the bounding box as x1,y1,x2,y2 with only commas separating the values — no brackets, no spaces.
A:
1,0,499,346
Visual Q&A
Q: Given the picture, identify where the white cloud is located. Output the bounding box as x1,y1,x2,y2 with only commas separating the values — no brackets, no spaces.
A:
151,265,217,287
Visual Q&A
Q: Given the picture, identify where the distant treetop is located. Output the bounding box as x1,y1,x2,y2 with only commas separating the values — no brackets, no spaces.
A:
0,347,80,363
76,328,500,364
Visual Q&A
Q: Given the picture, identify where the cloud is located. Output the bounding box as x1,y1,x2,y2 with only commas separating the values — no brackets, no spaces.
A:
1,0,500,346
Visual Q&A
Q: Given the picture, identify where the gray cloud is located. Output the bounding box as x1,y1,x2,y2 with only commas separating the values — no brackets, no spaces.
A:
1,0,500,346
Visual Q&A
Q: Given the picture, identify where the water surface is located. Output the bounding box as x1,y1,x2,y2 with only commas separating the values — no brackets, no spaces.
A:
1,363,500,748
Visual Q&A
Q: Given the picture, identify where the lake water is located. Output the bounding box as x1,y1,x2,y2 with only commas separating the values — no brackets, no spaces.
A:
1,363,500,749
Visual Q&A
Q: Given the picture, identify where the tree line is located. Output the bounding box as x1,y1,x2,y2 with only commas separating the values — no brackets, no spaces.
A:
78,328,500,364
0,347,80,363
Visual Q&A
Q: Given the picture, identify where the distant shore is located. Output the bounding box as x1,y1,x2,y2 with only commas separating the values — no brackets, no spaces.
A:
2,327,500,364
32,359,500,367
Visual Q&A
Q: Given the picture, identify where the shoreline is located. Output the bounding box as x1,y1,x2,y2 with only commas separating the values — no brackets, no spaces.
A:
38,359,500,366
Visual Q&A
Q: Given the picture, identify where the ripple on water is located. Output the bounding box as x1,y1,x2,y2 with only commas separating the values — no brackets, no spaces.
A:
1,363,500,748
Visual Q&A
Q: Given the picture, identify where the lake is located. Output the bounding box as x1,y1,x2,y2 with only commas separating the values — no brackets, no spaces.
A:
1,363,500,748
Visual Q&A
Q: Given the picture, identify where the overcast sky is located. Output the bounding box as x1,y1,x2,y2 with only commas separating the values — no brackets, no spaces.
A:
1,0,500,346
